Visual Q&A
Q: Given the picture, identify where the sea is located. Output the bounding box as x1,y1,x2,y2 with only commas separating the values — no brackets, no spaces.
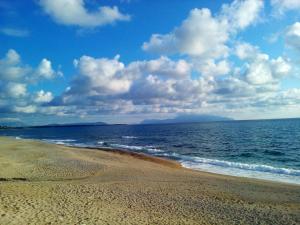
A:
1,118,300,185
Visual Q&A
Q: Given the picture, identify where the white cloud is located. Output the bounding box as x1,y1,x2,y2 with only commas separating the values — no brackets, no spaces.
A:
50,54,202,115
0,49,60,82
0,49,29,81
13,105,37,114
214,76,256,97
143,0,263,59
271,57,292,78
36,59,56,79
71,55,131,96
271,0,300,14
60,55,192,109
39,0,130,27
127,56,191,78
45,46,296,119
143,8,229,59
0,50,296,121
5,82,27,98
3,0,300,122
221,0,263,30
0,28,29,37
235,42,291,85
34,90,53,103
244,54,291,85
128,75,208,107
5,49,21,64
235,42,259,60
142,0,264,79
245,55,274,85
0,49,60,115
285,22,300,51
193,59,230,77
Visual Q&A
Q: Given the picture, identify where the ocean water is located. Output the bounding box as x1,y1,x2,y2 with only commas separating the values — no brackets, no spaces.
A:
1,119,300,185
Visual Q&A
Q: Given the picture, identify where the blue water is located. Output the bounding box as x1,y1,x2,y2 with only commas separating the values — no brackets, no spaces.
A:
1,119,300,184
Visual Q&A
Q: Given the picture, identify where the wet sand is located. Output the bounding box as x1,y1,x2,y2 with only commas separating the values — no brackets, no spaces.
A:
0,136,299,225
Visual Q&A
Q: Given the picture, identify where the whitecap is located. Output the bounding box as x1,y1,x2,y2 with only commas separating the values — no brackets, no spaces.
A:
122,136,138,139
44,139,76,143
110,144,144,151
179,156,300,184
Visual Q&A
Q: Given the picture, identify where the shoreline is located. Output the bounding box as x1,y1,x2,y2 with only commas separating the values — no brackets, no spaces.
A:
4,136,300,187
6,136,300,186
0,136,299,224
70,144,300,187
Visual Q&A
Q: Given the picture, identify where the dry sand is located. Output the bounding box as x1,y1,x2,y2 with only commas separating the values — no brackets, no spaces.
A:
0,136,299,225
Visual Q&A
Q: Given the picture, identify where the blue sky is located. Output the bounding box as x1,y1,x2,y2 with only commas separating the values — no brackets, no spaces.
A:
1,0,300,125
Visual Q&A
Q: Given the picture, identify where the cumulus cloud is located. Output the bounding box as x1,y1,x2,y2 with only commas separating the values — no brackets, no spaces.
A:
0,49,58,114
39,0,130,27
5,82,27,98
71,55,131,96
0,49,61,83
214,76,256,97
244,55,290,86
142,0,264,79
285,22,300,51
36,59,58,79
0,49,29,81
3,1,300,122
55,55,192,110
46,39,295,119
49,54,226,116
128,75,210,109
34,90,53,103
271,0,300,15
143,0,263,57
127,56,191,78
193,59,230,77
142,8,229,59
235,42,291,85
244,55,274,85
235,42,259,60
221,0,263,31
271,57,292,78
1,50,298,120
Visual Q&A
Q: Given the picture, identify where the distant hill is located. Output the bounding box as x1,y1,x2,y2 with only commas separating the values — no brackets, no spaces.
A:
31,122,107,128
141,114,233,125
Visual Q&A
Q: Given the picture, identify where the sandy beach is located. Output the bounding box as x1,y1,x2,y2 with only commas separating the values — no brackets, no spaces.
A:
0,136,299,225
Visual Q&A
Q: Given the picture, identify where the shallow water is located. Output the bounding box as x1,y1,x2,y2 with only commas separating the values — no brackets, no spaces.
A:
1,119,300,184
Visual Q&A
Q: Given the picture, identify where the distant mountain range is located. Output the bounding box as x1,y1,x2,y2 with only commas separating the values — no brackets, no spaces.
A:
141,114,233,125
30,122,108,128
0,115,233,129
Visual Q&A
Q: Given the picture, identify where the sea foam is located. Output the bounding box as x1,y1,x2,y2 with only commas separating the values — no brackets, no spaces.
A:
180,156,300,184
122,136,138,139
110,143,163,153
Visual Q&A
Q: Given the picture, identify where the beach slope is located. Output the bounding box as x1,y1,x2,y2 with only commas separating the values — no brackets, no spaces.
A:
0,137,299,225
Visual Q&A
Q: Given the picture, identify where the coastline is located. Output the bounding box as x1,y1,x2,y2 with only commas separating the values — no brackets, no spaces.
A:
0,136,299,224
69,144,300,187
12,135,300,185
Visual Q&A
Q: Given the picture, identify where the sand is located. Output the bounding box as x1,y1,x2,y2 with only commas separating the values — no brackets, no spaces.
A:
0,137,299,225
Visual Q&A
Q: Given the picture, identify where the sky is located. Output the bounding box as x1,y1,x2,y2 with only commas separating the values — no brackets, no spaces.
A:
1,0,300,125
